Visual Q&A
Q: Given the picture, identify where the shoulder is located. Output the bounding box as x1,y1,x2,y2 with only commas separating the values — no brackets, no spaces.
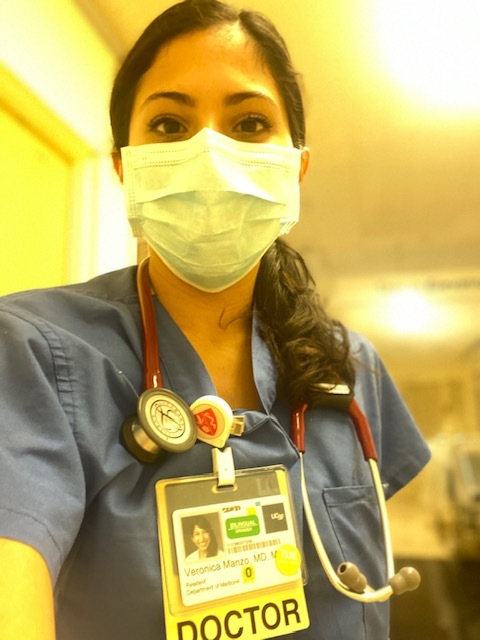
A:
0,267,139,344
0,266,143,403
185,549,200,562
0,266,138,317
345,329,431,494
347,329,382,370
346,328,395,400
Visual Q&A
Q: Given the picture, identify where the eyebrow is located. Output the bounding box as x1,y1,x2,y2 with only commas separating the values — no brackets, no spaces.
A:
140,91,195,109
140,90,278,110
223,91,278,108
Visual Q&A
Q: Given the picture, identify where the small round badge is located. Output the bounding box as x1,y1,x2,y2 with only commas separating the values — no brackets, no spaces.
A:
190,395,233,448
137,388,197,452
275,544,302,576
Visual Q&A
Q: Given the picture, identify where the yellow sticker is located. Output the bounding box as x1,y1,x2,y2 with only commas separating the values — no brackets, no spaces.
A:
275,545,302,576
242,564,256,583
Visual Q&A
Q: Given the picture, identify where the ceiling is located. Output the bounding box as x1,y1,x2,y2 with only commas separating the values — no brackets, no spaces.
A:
77,0,480,376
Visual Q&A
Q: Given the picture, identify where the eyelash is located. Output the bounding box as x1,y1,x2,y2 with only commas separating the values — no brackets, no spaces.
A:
234,113,274,134
147,116,185,135
146,113,274,138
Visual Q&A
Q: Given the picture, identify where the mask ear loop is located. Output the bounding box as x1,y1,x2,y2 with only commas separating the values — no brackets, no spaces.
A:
292,398,421,602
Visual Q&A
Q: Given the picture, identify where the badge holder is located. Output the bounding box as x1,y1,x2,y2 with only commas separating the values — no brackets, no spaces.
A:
156,447,310,639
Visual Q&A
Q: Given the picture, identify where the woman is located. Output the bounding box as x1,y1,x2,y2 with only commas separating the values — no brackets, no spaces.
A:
185,516,219,561
0,1,430,638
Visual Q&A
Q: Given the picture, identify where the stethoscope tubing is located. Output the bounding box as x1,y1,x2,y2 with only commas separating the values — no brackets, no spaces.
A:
300,453,394,602
137,257,163,389
136,256,419,601
294,399,396,602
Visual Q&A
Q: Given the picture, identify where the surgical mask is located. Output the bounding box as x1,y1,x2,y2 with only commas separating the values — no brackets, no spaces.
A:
121,128,302,292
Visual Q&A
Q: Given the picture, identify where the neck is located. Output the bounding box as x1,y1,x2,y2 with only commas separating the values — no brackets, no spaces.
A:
147,251,258,335
146,250,261,409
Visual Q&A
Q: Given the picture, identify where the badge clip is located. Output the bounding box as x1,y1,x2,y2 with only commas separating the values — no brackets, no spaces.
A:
212,446,235,487
231,415,245,437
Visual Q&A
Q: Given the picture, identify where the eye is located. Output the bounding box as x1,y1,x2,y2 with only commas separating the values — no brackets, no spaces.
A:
234,114,273,135
148,116,187,137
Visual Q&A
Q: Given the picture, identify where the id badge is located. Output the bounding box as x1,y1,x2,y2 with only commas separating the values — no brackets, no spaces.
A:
156,464,310,639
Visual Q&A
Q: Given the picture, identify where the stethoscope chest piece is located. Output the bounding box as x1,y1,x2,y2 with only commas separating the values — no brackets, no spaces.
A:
122,388,197,463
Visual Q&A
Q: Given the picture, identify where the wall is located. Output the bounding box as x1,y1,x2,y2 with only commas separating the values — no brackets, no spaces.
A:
0,0,136,288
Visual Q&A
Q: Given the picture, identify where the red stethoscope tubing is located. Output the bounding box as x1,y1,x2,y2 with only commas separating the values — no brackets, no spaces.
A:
291,400,378,461
137,257,163,389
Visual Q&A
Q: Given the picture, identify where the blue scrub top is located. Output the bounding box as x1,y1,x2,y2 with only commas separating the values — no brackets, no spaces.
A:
0,266,430,640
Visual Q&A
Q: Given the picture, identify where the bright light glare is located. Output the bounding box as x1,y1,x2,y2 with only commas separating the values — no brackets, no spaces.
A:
373,0,480,112
385,289,437,335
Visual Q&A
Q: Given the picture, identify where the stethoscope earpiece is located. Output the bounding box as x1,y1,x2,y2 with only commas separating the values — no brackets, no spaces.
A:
337,562,421,597
388,566,421,595
337,562,368,593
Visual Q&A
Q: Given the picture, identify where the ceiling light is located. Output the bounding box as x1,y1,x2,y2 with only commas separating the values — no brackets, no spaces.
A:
372,0,480,112
384,289,438,335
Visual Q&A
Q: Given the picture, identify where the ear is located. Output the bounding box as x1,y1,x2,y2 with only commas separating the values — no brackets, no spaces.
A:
299,147,310,182
112,149,123,183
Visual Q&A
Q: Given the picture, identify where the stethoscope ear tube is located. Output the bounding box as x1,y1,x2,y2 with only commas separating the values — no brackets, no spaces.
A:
300,452,420,601
295,396,421,602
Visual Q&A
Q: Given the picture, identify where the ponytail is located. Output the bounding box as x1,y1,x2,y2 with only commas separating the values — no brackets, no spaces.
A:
254,239,355,408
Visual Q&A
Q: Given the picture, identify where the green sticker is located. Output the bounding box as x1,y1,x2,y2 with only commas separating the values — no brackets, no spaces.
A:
225,515,260,539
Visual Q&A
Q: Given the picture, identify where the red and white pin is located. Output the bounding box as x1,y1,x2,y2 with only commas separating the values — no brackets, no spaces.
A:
190,395,234,448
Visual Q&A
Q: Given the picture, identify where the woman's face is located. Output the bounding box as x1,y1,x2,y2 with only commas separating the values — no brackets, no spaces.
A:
191,525,211,552
128,24,293,148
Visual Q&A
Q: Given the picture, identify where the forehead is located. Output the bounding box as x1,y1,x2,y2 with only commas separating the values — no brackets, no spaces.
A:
134,24,282,102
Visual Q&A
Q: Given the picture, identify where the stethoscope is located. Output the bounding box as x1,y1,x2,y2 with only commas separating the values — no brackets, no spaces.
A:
292,401,421,601
122,257,421,603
